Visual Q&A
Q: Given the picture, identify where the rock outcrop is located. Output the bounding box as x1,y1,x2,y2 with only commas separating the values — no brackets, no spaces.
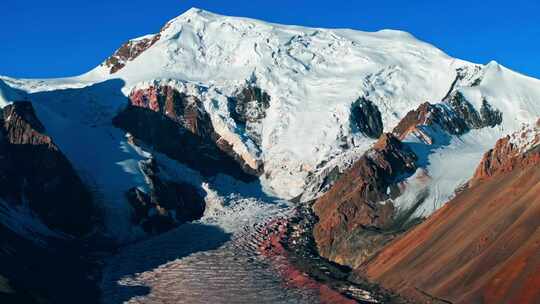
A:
125,158,205,234
313,133,416,267
473,124,540,180
350,97,383,139
0,101,96,237
228,85,271,146
113,85,261,181
361,123,540,304
447,91,502,129
392,102,468,143
104,35,161,74
393,95,502,144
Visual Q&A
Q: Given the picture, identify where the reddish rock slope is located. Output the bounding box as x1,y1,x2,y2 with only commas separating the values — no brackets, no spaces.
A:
361,124,540,303
313,133,417,267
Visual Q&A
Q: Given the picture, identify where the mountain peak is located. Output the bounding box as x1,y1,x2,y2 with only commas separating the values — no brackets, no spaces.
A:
179,7,212,18
173,7,224,24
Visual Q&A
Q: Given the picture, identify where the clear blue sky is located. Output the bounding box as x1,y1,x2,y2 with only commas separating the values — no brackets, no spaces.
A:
1,1,539,78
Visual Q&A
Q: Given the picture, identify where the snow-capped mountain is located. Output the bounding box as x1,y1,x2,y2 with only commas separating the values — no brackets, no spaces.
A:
1,7,539,241
2,7,540,304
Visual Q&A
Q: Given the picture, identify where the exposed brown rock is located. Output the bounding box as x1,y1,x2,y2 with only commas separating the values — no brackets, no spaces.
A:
392,102,468,142
128,85,214,137
473,133,540,182
113,85,261,181
313,133,416,267
104,34,161,74
361,128,540,304
0,101,95,236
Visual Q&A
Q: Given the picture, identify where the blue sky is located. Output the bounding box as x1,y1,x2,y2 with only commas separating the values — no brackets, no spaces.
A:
1,1,539,78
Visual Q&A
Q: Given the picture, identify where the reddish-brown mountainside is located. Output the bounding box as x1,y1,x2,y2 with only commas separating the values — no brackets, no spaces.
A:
313,133,417,267
361,124,540,303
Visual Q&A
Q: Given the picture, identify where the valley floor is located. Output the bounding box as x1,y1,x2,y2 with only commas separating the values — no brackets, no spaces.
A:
100,196,393,304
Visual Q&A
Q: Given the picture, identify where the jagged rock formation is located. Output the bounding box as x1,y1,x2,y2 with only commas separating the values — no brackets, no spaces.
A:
313,133,417,267
393,95,502,144
473,122,540,182
446,91,502,129
361,123,540,304
113,85,261,180
125,158,205,234
0,101,96,237
313,96,504,270
350,97,383,139
228,86,271,146
392,102,469,142
104,35,160,73
128,85,214,136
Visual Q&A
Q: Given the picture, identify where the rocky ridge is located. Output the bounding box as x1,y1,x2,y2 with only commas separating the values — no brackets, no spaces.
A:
126,158,205,234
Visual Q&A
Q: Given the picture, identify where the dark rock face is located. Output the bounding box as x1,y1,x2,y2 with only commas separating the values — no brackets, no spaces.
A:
393,96,503,144
0,222,100,304
128,85,214,138
442,65,484,101
230,86,271,124
447,91,503,129
0,101,95,237
479,98,503,127
350,97,383,139
228,86,271,146
447,91,484,129
392,102,469,143
126,159,205,234
313,133,417,267
113,85,260,181
104,35,161,74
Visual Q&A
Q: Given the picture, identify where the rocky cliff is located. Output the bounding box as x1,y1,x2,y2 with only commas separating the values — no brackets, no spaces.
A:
113,84,261,181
